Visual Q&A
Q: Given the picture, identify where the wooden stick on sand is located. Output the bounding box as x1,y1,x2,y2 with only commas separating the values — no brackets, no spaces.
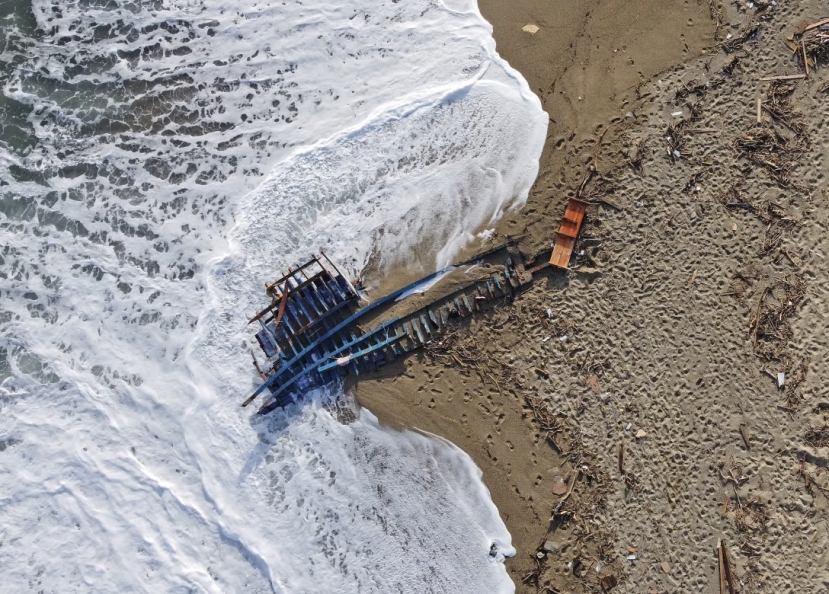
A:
717,539,737,594
739,425,751,450
618,443,625,475
759,74,806,81
804,17,829,32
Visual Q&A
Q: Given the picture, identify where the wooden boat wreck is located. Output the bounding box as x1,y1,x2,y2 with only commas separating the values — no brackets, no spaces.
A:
242,246,529,415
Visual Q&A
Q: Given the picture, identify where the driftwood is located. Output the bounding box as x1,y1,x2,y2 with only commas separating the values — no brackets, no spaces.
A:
805,17,829,31
734,128,806,187
739,425,751,450
759,74,805,81
717,539,737,594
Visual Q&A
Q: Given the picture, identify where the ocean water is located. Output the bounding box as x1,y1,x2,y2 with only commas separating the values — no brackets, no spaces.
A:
0,0,547,591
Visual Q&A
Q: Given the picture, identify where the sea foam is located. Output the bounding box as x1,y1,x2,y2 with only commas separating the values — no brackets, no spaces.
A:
0,0,546,591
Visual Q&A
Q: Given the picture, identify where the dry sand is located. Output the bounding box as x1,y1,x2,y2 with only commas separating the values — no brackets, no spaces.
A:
356,1,829,592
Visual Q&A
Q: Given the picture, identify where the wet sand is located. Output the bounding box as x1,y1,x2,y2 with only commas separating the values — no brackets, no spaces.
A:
356,1,829,592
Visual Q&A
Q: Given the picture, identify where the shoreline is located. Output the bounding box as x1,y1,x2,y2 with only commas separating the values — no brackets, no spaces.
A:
356,0,829,592
356,0,716,591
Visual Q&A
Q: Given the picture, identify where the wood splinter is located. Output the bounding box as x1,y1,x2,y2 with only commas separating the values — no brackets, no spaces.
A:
618,443,625,475
717,539,737,594
739,425,751,450
759,74,806,81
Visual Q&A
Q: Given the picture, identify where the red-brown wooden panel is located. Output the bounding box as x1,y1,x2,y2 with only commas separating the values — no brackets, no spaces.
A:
549,198,587,269
558,218,580,238
563,200,586,226
549,234,576,268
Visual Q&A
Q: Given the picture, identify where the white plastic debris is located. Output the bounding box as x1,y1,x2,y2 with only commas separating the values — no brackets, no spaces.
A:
673,149,681,158
559,335,568,342
546,308,553,318
542,335,552,343
671,111,683,117
778,372,785,388
627,554,637,561
625,422,632,431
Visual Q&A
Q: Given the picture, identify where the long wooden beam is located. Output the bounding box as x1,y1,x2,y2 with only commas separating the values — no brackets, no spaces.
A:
266,256,322,289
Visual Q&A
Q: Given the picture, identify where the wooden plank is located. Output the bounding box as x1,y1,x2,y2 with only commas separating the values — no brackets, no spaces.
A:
805,17,829,31
549,197,586,269
550,235,576,269
411,318,426,344
291,296,352,337
265,257,321,290
550,241,565,267
320,250,359,297
558,218,580,238
564,199,586,220
318,334,406,373
428,309,439,328
315,318,399,367
420,314,432,335
453,297,465,317
250,269,335,325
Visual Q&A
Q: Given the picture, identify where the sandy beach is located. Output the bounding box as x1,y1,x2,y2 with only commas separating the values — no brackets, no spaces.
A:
356,0,829,592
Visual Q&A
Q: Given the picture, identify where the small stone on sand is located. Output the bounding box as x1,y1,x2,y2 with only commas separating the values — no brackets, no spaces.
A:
522,24,540,34
586,373,600,392
661,561,671,574
551,475,568,495
635,429,647,439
